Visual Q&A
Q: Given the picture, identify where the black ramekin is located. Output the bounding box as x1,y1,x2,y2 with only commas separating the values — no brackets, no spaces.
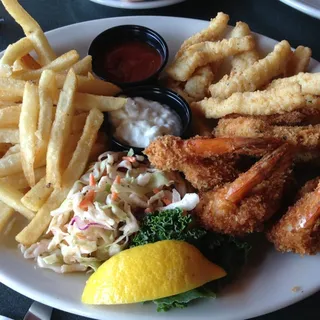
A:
104,86,192,154
88,25,169,88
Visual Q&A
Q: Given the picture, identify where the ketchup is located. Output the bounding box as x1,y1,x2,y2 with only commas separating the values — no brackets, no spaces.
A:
103,41,162,83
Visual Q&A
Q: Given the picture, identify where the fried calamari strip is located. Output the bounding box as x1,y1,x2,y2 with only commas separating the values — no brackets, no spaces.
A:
184,65,215,100
267,72,320,95
167,36,254,81
209,40,292,99
284,46,312,77
230,21,259,74
193,84,304,118
176,12,229,58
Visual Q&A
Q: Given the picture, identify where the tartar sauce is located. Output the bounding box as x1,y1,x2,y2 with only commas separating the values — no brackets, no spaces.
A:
109,97,182,148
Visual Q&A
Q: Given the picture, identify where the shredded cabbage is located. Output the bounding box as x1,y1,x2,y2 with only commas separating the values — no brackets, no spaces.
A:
20,151,199,273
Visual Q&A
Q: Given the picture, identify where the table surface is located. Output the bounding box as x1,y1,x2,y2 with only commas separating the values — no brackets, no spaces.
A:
0,0,319,319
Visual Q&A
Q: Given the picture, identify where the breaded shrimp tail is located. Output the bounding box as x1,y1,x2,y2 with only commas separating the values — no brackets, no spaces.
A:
144,135,238,191
195,144,293,235
144,136,282,191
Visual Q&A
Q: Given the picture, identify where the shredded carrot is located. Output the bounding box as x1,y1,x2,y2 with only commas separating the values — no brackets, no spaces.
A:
89,173,96,186
79,190,95,209
162,197,172,206
111,192,119,201
115,175,121,184
122,156,136,163
153,188,161,194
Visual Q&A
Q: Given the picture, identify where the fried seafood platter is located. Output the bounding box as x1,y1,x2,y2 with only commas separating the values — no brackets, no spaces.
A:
0,0,319,317
155,12,320,256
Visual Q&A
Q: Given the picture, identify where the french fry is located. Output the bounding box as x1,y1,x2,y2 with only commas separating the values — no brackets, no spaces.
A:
20,82,39,187
12,50,79,81
21,177,53,211
71,113,88,134
0,37,34,76
167,36,255,81
193,84,305,118
184,65,214,100
176,12,229,58
0,129,19,143
36,70,56,160
55,73,121,96
285,46,312,77
15,187,69,246
0,151,45,177
0,77,123,111
0,143,12,154
209,40,292,99
0,91,22,103
1,0,56,65
0,101,20,108
62,108,104,186
230,22,260,74
0,166,46,190
4,144,20,157
88,132,108,162
0,105,21,128
61,133,82,170
19,54,41,70
0,181,35,220
0,77,25,96
46,69,77,188
71,56,92,75
0,200,15,234
27,29,57,66
73,94,127,112
1,0,41,35
16,108,103,246
0,153,22,177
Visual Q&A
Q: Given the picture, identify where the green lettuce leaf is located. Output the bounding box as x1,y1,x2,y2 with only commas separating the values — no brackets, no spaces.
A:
153,286,216,312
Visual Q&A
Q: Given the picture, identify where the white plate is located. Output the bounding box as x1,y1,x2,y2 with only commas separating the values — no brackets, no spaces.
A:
280,0,320,19
0,16,320,320
88,0,186,9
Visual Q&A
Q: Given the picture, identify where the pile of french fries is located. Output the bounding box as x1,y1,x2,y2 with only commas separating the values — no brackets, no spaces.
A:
166,12,320,133
0,0,127,246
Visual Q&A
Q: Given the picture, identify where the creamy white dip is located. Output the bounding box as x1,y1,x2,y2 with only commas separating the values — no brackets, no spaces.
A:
109,97,182,148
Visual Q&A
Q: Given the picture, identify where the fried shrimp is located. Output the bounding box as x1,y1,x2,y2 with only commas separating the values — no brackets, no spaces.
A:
215,116,320,152
195,144,293,235
144,135,281,191
223,108,320,126
267,178,320,255
144,135,238,191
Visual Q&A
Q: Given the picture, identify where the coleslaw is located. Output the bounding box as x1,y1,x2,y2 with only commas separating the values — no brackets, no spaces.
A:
20,151,199,273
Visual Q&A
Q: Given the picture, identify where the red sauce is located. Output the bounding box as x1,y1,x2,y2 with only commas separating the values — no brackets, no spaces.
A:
103,41,162,83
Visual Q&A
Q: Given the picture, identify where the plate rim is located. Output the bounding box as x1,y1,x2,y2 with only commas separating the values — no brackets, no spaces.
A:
0,14,319,320
279,0,320,19
88,0,186,9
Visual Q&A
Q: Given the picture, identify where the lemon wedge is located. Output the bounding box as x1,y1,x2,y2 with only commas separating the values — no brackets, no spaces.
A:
82,240,226,305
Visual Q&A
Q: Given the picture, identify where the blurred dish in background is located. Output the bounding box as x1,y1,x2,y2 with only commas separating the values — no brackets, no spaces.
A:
88,0,186,9
279,0,320,19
